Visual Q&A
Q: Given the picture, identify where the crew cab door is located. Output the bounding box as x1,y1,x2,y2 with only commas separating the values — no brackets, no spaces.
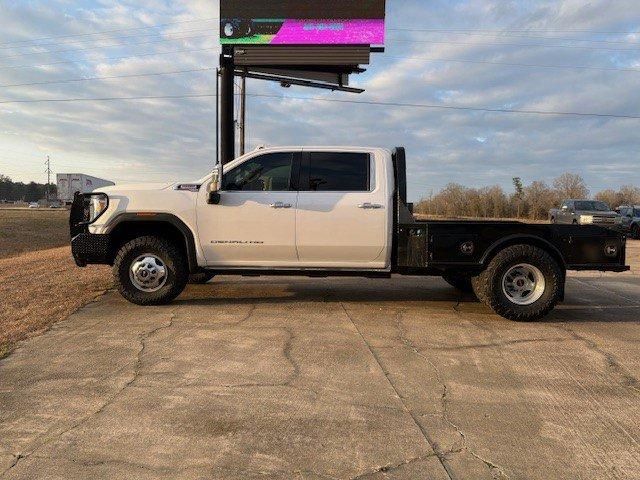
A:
197,150,300,267
295,150,390,269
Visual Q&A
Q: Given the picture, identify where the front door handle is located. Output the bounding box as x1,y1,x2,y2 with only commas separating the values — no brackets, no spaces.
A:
270,202,293,209
358,203,383,209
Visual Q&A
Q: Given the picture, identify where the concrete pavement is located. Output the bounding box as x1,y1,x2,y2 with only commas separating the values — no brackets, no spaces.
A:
1,275,639,479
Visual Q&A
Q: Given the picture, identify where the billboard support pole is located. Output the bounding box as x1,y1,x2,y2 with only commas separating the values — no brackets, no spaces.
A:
239,74,246,156
220,46,235,165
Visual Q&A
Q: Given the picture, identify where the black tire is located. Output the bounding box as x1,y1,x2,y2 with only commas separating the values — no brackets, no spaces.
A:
189,272,216,284
471,245,563,322
471,275,489,304
442,274,474,293
113,236,188,306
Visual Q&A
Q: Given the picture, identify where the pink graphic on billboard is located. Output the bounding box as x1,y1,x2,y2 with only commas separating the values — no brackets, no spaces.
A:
270,19,385,45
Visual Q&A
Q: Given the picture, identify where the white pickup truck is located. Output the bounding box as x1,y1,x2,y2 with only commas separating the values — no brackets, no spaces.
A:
70,146,629,321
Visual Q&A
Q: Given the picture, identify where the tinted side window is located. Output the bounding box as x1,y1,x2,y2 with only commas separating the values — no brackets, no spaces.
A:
304,152,370,192
223,153,293,192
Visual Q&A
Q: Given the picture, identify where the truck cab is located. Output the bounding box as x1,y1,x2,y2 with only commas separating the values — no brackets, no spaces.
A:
197,147,392,270
70,146,630,322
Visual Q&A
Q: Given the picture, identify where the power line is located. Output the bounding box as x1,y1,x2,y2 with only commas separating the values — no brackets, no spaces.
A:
385,54,640,74
387,27,640,35
246,93,640,120
1,53,635,93
387,28,639,45
0,16,220,48
0,67,216,88
0,26,219,52
0,31,216,61
0,92,638,120
387,37,640,52
0,46,220,71
2,55,634,92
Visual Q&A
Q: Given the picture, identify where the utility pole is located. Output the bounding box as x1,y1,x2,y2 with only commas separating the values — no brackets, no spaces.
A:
239,75,246,156
45,156,52,205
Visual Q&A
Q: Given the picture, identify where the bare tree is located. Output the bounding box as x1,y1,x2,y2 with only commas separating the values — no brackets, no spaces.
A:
595,185,640,208
553,173,589,200
594,189,619,208
416,172,634,221
618,185,640,205
525,181,554,220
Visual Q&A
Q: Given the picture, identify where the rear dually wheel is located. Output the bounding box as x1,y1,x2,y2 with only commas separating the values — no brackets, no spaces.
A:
472,245,563,321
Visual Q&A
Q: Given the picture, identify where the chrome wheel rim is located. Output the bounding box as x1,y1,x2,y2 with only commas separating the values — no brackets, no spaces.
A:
502,264,546,306
129,254,167,292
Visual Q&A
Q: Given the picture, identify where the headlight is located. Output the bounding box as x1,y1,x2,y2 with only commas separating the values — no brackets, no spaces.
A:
88,194,109,223
579,215,594,225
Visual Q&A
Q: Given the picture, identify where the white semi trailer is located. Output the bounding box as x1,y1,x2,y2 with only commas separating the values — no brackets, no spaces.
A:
57,174,114,205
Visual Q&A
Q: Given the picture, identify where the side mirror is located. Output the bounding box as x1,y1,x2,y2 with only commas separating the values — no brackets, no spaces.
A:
206,168,222,205
208,191,221,205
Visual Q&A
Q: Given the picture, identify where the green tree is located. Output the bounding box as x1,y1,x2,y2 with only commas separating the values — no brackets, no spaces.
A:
513,177,525,218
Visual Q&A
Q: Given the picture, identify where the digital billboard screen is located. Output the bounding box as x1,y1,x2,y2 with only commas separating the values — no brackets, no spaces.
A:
220,0,386,46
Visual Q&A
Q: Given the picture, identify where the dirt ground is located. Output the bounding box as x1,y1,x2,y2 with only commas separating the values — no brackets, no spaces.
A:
0,210,70,259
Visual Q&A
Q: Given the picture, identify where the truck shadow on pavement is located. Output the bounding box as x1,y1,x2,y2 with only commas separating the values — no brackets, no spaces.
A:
170,278,640,324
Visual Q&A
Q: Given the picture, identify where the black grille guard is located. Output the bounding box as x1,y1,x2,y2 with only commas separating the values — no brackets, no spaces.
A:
69,192,109,238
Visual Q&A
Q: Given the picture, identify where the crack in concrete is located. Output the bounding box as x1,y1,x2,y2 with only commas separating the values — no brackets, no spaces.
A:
395,310,511,480
350,453,439,479
198,326,301,390
554,323,639,394
1,314,177,478
0,454,23,478
340,304,457,480
234,303,257,325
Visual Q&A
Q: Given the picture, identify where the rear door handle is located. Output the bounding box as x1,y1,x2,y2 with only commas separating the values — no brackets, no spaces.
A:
358,203,383,210
270,202,293,209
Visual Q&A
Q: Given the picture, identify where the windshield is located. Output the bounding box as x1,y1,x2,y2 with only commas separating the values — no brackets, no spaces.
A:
574,201,610,212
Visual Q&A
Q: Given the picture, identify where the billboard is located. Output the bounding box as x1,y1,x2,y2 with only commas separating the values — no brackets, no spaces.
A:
220,0,386,46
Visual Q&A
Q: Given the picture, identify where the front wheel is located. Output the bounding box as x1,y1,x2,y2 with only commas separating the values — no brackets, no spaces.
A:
113,236,188,306
472,245,563,321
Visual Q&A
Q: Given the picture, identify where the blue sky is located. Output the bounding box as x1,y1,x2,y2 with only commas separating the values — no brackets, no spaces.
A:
0,0,639,200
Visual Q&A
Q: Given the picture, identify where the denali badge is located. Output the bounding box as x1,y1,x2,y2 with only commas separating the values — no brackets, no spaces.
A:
211,240,265,245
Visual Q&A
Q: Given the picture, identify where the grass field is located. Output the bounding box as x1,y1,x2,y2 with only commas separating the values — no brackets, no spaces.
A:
0,209,70,259
0,209,111,358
